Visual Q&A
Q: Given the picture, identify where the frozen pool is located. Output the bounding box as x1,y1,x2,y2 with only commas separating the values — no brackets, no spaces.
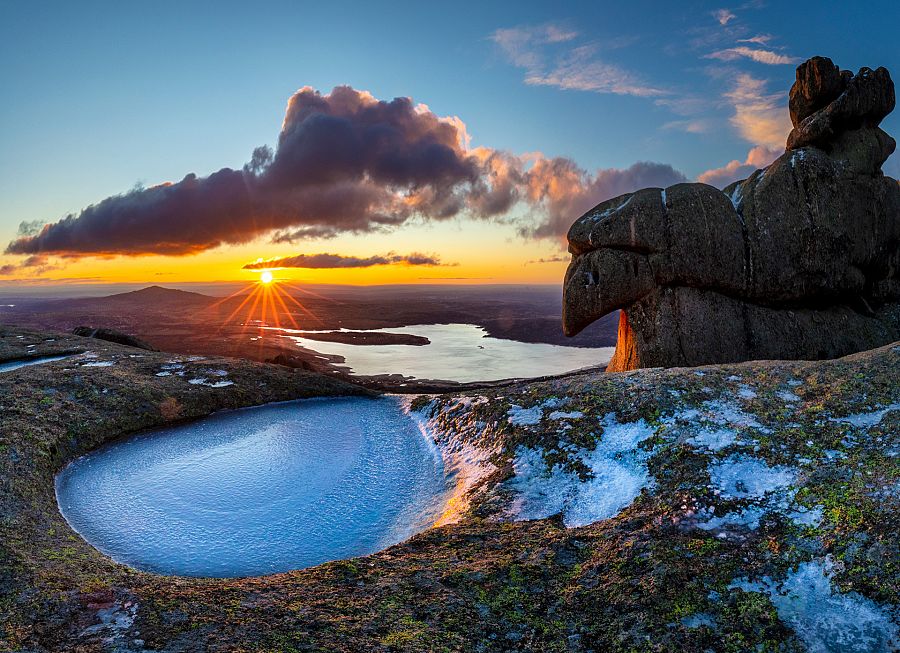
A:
0,354,71,373
56,396,450,577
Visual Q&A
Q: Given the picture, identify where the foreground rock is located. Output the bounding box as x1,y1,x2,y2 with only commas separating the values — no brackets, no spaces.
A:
1,326,897,652
563,56,900,371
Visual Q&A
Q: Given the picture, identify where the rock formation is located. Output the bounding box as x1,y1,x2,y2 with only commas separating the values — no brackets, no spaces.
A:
72,326,157,351
563,56,900,371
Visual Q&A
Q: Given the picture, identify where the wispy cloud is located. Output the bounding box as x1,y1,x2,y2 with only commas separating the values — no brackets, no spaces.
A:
713,8,737,25
697,144,782,188
706,46,798,65
737,34,772,45
243,252,450,270
661,119,713,134
491,24,664,98
526,255,569,264
725,73,792,149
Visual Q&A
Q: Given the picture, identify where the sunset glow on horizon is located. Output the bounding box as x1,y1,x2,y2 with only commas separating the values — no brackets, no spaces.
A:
1,2,896,288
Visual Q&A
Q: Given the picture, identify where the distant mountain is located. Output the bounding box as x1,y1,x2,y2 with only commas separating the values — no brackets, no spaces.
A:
53,285,216,310
101,285,215,305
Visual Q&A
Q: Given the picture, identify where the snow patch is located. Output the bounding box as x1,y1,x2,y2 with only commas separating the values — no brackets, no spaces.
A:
708,454,795,500
729,559,899,653
548,410,584,420
686,428,738,452
737,385,757,400
590,194,634,221
505,413,655,527
507,398,564,426
777,390,801,403
830,403,900,429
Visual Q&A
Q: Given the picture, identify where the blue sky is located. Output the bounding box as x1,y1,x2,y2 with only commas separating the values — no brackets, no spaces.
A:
0,0,898,283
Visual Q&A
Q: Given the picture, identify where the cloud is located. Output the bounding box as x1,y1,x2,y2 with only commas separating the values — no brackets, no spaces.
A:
17,220,46,237
713,9,736,25
706,46,798,65
725,73,791,149
491,25,664,98
7,86,484,257
697,144,782,188
243,252,449,269
490,24,578,69
6,84,689,257
737,34,772,45
520,160,688,239
526,255,570,264
270,225,344,243
0,255,60,276
661,119,713,134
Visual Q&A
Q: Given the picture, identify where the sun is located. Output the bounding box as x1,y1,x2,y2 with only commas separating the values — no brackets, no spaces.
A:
260,270,274,284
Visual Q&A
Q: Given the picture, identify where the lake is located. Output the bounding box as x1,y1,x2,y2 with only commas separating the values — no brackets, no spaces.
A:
280,323,613,382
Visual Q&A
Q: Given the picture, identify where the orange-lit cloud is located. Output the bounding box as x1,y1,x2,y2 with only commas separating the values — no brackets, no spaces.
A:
5,84,690,262
725,74,792,149
697,144,782,188
706,46,798,65
243,252,449,269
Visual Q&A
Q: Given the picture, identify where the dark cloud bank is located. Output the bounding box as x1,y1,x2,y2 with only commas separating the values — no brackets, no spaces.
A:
6,86,686,259
243,252,446,269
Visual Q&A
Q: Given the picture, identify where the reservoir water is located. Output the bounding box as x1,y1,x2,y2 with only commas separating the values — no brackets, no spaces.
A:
56,396,449,578
281,323,613,382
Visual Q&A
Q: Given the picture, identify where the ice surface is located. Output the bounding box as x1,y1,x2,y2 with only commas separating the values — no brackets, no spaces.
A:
708,454,795,500
830,403,900,429
56,397,450,577
507,398,565,426
686,427,738,451
0,354,71,373
505,413,655,527
729,559,899,652
548,410,584,420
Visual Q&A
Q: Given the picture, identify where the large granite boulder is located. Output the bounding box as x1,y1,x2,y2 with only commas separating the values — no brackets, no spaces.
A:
563,56,900,371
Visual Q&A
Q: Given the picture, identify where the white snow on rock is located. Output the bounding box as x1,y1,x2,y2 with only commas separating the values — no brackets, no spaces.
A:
505,413,655,527
188,378,234,388
548,410,584,420
729,558,899,653
686,427,738,452
507,398,564,426
81,361,115,368
681,613,716,630
702,399,770,432
697,504,767,531
777,390,801,403
737,385,757,400
830,403,900,429
708,454,795,500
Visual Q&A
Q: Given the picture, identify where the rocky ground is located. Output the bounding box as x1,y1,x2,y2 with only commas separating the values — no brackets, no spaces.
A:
1,325,898,652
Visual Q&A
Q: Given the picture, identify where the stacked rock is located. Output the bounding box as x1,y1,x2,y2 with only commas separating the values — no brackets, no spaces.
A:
563,56,900,371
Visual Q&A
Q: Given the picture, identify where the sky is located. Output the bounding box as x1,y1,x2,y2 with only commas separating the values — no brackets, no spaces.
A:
0,0,898,287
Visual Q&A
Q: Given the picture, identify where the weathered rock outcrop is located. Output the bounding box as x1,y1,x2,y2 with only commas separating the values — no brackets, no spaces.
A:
563,56,900,371
72,326,158,351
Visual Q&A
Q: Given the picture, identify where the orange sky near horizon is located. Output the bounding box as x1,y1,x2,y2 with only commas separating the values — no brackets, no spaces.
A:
0,221,571,286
